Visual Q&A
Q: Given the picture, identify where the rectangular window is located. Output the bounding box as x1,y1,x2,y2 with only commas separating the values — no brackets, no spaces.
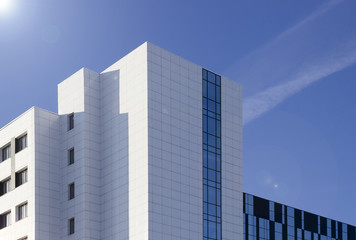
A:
1,144,11,161
0,211,10,229
68,148,74,165
68,218,75,235
16,169,28,187
68,183,75,200
68,113,74,130
0,178,11,196
15,135,27,153
17,203,28,221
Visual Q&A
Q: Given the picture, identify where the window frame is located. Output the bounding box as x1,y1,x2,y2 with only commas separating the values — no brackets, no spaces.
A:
15,134,27,153
0,211,11,229
1,143,11,162
68,217,75,235
68,148,74,165
68,113,74,131
15,168,28,187
16,202,28,221
0,177,11,196
68,182,75,200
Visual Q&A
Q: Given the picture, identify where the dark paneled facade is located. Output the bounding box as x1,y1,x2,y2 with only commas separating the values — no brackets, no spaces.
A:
244,193,356,240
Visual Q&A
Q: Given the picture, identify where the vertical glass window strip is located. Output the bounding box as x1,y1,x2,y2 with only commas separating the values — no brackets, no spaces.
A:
282,206,285,224
203,69,221,240
327,219,331,237
259,218,270,240
304,231,312,240
297,228,302,240
269,201,274,221
318,216,320,234
244,214,246,240
313,233,318,240
342,223,347,240
275,222,283,240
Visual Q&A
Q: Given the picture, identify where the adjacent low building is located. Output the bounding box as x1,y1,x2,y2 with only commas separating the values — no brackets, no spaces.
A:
243,193,356,240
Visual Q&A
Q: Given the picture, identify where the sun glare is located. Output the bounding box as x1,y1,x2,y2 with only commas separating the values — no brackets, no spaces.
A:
0,0,13,13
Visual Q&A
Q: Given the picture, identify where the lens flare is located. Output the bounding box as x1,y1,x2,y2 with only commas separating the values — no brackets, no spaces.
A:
0,0,13,13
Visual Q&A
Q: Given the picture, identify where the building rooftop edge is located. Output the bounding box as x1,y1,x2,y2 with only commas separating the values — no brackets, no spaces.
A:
0,106,58,132
244,192,355,227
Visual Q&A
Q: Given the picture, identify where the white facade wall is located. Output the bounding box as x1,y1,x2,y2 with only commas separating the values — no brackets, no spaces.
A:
0,42,242,240
102,43,149,240
99,69,130,239
58,68,102,240
34,108,61,240
0,108,35,240
221,77,243,240
147,43,204,240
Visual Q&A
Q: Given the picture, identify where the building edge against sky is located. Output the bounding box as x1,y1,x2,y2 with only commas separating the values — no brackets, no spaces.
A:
1,41,354,240
0,42,243,239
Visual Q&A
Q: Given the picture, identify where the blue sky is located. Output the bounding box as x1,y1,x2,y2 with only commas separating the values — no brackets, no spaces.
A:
1,0,356,225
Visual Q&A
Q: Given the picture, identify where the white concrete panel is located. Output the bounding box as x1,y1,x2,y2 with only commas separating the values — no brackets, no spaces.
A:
221,76,243,240
147,42,204,240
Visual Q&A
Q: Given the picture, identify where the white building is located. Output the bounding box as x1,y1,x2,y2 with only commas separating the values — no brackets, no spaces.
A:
0,42,242,240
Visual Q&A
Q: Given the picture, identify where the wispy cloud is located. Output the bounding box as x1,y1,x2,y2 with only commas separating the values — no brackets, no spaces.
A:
244,0,344,62
222,0,356,125
225,0,348,99
243,40,356,124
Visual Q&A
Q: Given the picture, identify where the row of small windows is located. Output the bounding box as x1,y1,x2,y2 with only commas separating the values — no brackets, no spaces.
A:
67,113,75,235
0,132,29,236
0,202,28,230
1,134,28,162
67,147,75,234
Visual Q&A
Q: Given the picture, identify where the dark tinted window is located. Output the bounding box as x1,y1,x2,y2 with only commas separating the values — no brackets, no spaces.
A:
69,218,75,234
68,148,74,165
16,169,28,187
69,183,75,200
15,135,27,153
68,113,74,130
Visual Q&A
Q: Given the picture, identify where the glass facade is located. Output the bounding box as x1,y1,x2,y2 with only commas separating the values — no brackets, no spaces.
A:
203,69,222,240
243,193,356,240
